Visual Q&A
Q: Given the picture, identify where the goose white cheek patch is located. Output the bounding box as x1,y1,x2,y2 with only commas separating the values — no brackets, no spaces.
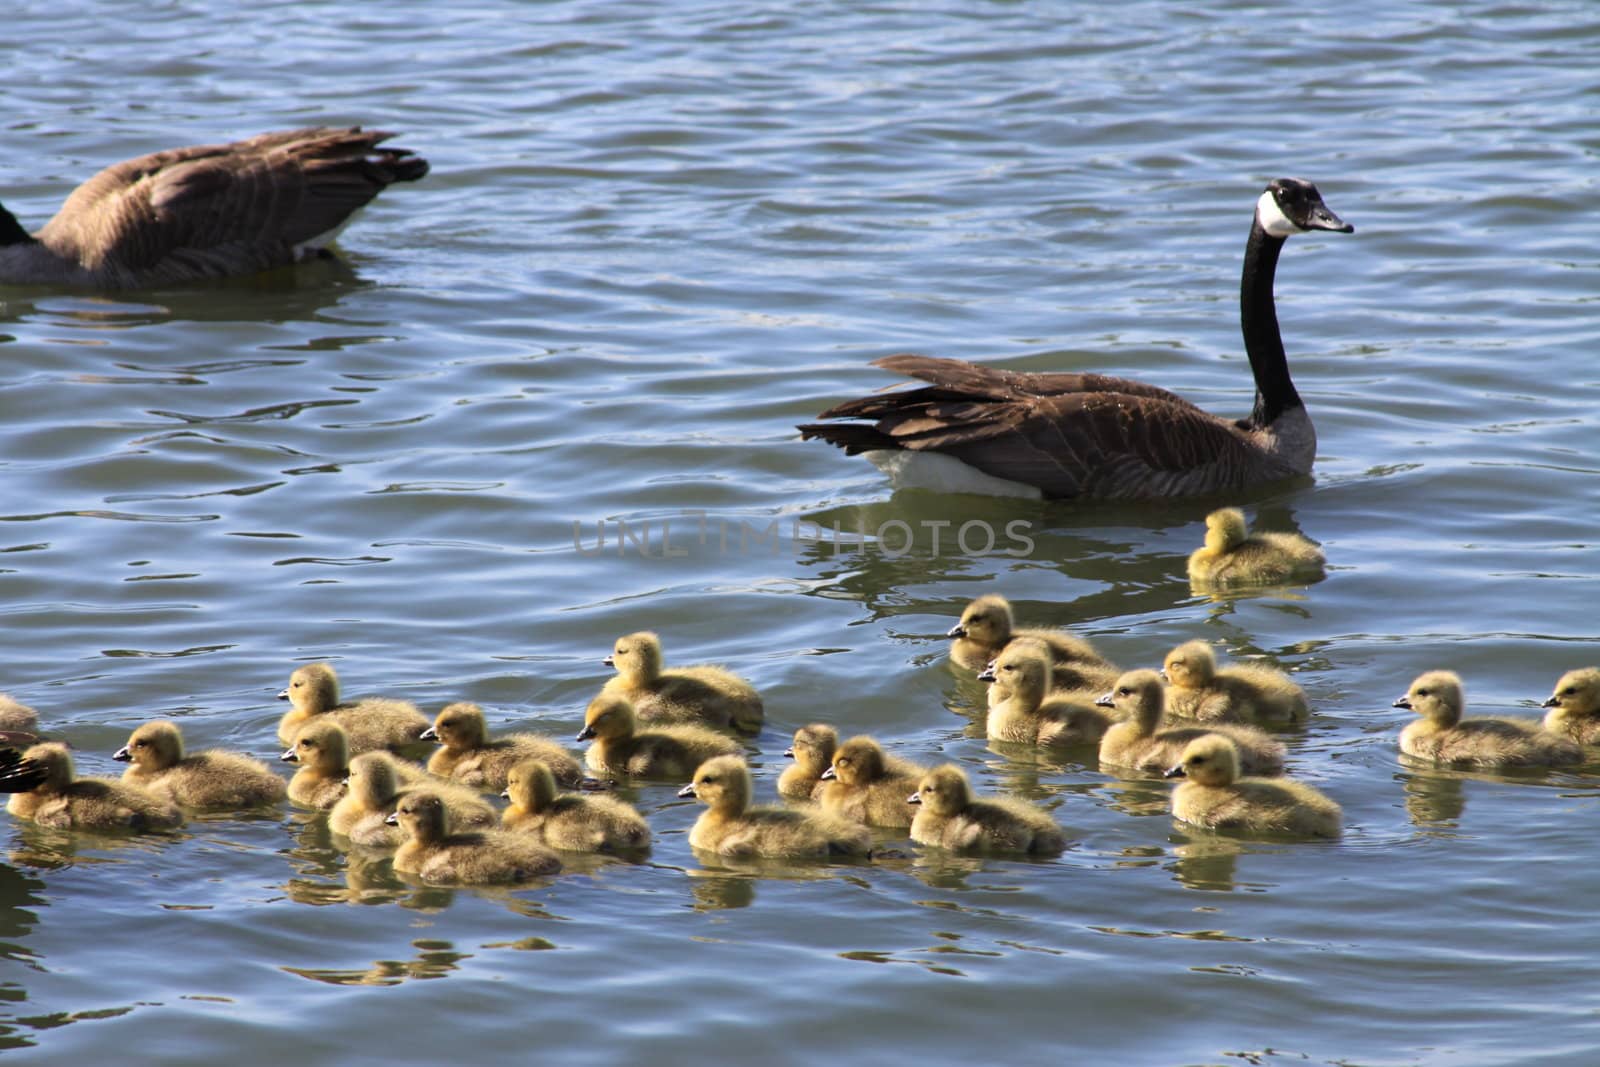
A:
1256,191,1301,237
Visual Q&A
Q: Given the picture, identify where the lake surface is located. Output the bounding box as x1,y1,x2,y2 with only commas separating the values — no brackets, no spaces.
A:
2,1,1598,1063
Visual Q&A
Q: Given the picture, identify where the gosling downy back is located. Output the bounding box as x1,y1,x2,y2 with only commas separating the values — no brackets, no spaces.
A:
907,764,1065,856
947,594,1116,689
275,661,429,753
678,755,870,858
114,719,286,810
1096,669,1285,776
1162,640,1308,724
386,791,562,884
600,631,764,732
0,126,428,289
1186,507,1325,585
1163,735,1340,838
577,695,741,780
501,759,651,852
422,701,584,791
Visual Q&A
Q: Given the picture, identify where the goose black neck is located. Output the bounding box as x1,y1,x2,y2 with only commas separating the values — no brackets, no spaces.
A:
1240,219,1298,427
0,204,35,247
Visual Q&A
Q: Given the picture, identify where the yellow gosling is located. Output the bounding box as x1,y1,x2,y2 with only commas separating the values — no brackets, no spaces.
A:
0,694,40,738
1541,667,1600,746
501,759,651,852
777,723,837,800
1187,507,1325,585
1397,671,1581,767
948,594,1119,691
817,736,927,829
599,631,764,732
423,701,583,791
578,696,741,780
276,662,429,754
678,755,870,858
1097,670,1285,775
114,720,286,810
281,720,363,809
385,791,561,884
1164,735,1341,837
6,742,183,831
1162,640,1308,724
907,764,1065,856
982,641,1115,748
330,751,495,848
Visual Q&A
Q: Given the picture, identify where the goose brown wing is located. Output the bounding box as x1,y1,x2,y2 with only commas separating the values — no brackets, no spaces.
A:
870,354,1203,409
36,127,427,275
801,388,1259,499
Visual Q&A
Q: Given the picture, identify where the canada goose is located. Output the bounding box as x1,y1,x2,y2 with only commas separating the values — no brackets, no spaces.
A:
981,641,1115,748
281,720,369,809
276,662,429,754
947,594,1118,692
330,751,495,847
1096,670,1285,775
0,127,427,289
907,764,1065,855
0,694,40,739
501,759,651,852
113,720,286,810
799,179,1354,499
1396,671,1582,767
0,746,48,792
599,631,764,733
1163,735,1341,837
422,702,584,792
1187,508,1326,585
1541,668,1600,746
5,742,184,831
777,723,838,800
677,755,871,858
1161,640,1308,724
577,695,742,780
817,736,928,828
385,791,562,884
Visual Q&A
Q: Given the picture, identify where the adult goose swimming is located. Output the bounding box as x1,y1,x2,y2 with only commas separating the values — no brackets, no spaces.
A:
798,178,1354,500
0,126,427,289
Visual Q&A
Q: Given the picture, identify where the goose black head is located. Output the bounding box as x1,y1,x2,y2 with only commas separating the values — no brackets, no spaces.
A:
1257,178,1354,238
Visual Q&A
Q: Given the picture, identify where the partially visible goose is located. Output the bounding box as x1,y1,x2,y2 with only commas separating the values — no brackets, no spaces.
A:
1187,508,1326,586
1396,671,1581,767
798,178,1354,500
0,127,427,289
1541,668,1600,746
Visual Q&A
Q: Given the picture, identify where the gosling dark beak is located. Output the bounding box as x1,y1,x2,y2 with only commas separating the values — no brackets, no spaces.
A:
946,624,967,639
419,726,438,742
907,791,922,804
976,664,997,683
500,788,510,799
384,812,399,825
782,747,795,759
576,724,596,742
341,775,351,787
603,655,615,668
1541,696,1560,709
676,783,698,799
276,687,290,701
1159,669,1169,681
280,747,299,763
1163,765,1187,779
1392,696,1413,710
112,745,132,762
820,767,836,781
1094,693,1114,708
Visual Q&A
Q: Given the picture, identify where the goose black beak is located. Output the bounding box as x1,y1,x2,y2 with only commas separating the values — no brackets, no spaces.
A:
1392,696,1413,710
112,745,132,762
907,791,922,804
280,747,299,763
1163,765,1187,779
276,687,290,701
820,766,836,781
1094,692,1115,708
575,725,596,742
1307,202,1354,234
1541,696,1560,709
676,783,698,799
976,664,997,683
419,726,438,741
946,624,967,639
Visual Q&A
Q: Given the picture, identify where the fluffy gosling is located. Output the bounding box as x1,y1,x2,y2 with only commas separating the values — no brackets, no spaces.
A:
948,594,1119,692
907,764,1065,856
600,631,764,732
1396,670,1581,767
817,736,927,829
6,742,183,831
1097,670,1285,775
114,720,286,810
777,723,837,800
385,791,562,884
982,641,1115,748
276,662,429,754
577,695,741,780
1164,735,1341,838
501,759,651,852
281,720,375,809
0,694,40,739
1162,640,1308,724
330,751,495,848
678,755,870,859
1541,667,1600,746
423,702,584,792
1186,508,1325,586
